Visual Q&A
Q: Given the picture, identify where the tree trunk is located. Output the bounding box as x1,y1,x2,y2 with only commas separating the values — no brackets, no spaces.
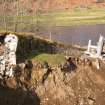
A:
3,0,7,32
14,0,19,32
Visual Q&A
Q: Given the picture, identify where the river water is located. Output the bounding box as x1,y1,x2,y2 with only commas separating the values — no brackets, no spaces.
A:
39,24,105,46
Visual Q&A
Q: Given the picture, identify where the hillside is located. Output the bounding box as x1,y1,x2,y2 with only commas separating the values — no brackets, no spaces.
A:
0,33,105,105
19,0,105,11
1,54,105,105
0,0,105,13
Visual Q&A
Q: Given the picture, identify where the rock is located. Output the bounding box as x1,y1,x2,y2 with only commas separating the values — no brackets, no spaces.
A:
25,60,33,69
6,77,17,89
18,63,26,70
92,59,100,70
88,97,95,105
61,57,77,73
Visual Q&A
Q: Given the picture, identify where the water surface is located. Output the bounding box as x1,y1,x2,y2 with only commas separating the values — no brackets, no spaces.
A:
39,24,105,46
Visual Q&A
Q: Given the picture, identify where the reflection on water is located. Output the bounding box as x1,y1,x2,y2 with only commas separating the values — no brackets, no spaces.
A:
39,24,105,46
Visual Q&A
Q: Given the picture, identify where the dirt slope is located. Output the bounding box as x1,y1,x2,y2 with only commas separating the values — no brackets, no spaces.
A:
0,58,105,105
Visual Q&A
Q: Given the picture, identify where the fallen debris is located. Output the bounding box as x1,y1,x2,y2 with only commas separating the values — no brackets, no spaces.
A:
84,35,105,60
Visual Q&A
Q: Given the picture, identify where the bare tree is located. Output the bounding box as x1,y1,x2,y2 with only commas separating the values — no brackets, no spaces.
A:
3,0,7,32
14,0,19,32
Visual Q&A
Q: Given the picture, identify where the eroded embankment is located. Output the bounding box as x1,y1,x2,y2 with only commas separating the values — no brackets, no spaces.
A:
0,33,105,105
0,56,105,105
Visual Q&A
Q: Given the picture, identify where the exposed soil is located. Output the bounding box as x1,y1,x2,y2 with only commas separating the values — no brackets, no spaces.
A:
0,58,105,105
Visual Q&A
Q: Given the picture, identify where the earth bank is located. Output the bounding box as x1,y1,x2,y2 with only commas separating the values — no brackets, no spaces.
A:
0,33,105,105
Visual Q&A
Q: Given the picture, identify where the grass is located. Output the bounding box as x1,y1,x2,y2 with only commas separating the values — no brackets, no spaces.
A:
15,34,66,65
30,53,66,66
39,7,105,26
1,7,105,31
0,7,105,29
2,7,104,66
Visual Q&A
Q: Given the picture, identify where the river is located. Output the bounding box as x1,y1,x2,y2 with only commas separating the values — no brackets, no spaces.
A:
38,24,105,46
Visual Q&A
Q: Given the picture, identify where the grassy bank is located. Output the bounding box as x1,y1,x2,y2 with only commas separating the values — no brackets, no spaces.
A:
12,33,82,65
0,32,84,65
40,7,105,26
1,7,105,32
32,53,66,65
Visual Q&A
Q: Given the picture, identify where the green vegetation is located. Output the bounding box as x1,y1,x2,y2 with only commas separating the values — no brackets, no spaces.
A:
16,34,57,61
1,7,105,32
32,53,66,65
14,33,67,65
2,7,105,65
39,7,105,26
